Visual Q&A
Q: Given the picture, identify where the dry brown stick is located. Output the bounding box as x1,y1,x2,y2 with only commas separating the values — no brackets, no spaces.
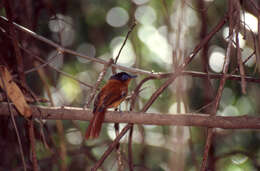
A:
114,22,137,64
236,30,246,94
247,1,260,72
90,124,133,171
247,1,260,73
28,119,38,171
0,76,27,171
36,52,67,171
183,71,260,83
114,122,124,171
196,0,212,168
231,51,255,74
2,104,260,129
200,4,234,170
128,125,134,171
127,76,154,171
249,0,260,11
235,4,246,94
23,51,60,75
85,58,114,108
197,0,214,111
130,76,156,111
3,0,26,84
258,5,260,73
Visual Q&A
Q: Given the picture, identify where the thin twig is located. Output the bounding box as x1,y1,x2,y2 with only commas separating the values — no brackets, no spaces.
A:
85,58,114,108
114,122,124,171
19,41,94,89
28,119,38,171
91,123,133,171
114,22,137,64
36,52,67,171
128,125,134,171
0,74,27,171
231,51,256,74
3,0,26,84
127,76,154,171
197,0,214,115
235,4,246,94
200,3,234,169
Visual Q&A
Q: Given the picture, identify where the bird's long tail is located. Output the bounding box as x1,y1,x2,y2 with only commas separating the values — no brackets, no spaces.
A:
85,110,106,139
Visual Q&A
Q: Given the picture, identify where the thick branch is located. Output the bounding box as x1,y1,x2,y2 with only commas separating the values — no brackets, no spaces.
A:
1,103,260,129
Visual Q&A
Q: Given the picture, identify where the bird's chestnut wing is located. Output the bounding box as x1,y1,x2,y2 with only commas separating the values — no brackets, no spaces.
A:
93,81,128,113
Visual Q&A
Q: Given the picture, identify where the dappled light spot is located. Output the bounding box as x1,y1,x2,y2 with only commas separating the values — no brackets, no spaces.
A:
138,80,156,99
137,25,157,42
49,14,75,46
209,46,225,73
59,76,81,104
106,7,129,27
44,87,64,106
236,96,253,114
110,36,136,66
66,128,83,145
48,14,72,33
241,12,258,34
145,131,165,147
107,123,128,142
220,88,235,108
58,27,75,47
231,154,248,165
138,25,172,67
220,105,239,116
47,50,64,69
76,43,96,63
168,102,186,114
77,71,94,90
170,5,199,31
135,5,156,25
132,0,150,5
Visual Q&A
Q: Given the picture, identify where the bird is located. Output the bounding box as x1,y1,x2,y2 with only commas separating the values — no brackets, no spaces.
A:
85,72,137,139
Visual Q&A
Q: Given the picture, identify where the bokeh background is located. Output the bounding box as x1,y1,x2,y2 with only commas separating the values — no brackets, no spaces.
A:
1,0,260,170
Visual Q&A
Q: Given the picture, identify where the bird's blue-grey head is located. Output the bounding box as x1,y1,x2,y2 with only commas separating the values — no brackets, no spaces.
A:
110,72,137,81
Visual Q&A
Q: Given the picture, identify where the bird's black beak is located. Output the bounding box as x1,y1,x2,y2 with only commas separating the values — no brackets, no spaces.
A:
130,74,137,78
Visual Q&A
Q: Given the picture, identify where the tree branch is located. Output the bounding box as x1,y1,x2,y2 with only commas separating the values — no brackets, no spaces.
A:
1,103,260,129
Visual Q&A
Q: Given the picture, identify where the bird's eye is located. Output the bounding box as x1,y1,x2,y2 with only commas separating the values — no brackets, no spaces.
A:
122,74,128,81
